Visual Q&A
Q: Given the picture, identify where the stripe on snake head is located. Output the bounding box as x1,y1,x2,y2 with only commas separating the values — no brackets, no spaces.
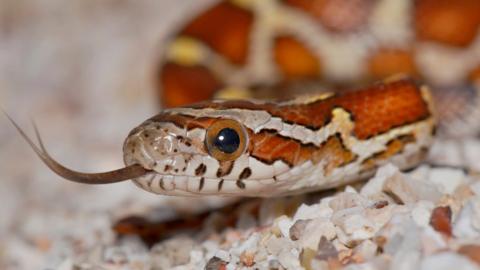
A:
195,163,207,176
217,160,234,177
239,167,252,180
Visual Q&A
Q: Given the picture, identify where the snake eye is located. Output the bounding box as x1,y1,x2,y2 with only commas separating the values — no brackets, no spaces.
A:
214,128,240,154
206,119,247,161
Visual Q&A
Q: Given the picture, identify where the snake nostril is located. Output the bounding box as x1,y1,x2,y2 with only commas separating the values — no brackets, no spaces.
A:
148,133,176,155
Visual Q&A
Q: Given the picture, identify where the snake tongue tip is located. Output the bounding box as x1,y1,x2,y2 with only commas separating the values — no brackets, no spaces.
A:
4,111,150,184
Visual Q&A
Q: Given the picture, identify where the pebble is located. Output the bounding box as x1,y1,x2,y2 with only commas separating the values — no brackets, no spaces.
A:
289,219,309,241
214,250,230,263
389,222,422,270
205,256,227,270
383,171,442,204
352,240,377,261
429,206,453,236
428,168,467,194
453,198,480,238
411,200,434,227
457,244,480,265
360,164,398,198
275,215,294,239
329,192,370,211
150,236,196,268
293,202,333,221
316,236,339,261
332,207,377,244
420,252,479,270
420,226,447,256
298,218,337,250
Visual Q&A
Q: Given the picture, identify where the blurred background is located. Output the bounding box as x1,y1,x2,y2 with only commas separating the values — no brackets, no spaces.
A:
0,0,227,268
1,0,480,269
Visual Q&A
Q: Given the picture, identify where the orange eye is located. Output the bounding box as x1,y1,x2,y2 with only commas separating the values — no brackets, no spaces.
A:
205,119,248,161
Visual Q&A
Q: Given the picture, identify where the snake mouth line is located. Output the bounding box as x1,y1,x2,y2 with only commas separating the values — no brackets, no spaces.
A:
5,112,151,184
134,171,283,196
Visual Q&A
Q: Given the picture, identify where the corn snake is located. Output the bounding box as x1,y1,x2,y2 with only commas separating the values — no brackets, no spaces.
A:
8,0,480,197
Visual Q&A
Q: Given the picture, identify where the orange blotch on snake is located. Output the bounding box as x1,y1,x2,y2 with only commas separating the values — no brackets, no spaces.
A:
249,131,301,166
415,0,480,47
367,49,418,79
181,1,253,65
311,134,357,176
469,65,480,82
271,79,431,139
250,131,356,171
310,80,430,139
274,36,321,79
160,63,222,108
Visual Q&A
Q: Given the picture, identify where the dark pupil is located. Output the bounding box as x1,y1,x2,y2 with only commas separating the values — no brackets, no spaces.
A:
213,128,240,154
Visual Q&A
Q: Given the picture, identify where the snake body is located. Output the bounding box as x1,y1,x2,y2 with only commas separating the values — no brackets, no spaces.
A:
9,0,480,197
124,78,435,196
159,0,480,136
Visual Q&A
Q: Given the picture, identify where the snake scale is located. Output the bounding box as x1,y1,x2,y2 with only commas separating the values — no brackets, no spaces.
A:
9,0,480,197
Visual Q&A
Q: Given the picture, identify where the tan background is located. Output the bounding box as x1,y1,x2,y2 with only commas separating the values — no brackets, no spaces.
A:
0,1,229,268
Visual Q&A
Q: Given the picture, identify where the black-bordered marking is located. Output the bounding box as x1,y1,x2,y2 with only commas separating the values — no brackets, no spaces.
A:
199,177,205,191
195,163,207,176
239,167,252,180
236,180,246,189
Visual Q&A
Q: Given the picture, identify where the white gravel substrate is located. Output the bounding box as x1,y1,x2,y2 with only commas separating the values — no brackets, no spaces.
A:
5,158,480,270
89,164,480,269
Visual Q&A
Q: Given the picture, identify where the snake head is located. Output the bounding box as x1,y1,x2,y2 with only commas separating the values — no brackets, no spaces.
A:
122,109,288,196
